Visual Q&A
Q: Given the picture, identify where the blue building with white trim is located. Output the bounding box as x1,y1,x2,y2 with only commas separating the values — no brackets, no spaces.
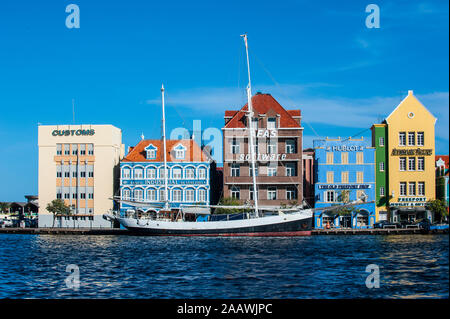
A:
119,139,213,215
313,137,376,229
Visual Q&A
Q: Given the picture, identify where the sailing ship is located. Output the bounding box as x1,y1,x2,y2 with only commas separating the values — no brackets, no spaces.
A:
104,34,370,236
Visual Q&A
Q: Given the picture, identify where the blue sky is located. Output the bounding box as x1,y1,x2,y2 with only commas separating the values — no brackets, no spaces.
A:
0,0,448,201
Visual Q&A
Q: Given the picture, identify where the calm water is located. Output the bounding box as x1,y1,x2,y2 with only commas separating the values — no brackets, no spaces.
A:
0,234,448,299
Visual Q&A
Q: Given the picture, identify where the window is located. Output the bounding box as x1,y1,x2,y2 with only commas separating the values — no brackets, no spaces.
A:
231,138,240,154
88,171,94,178
286,187,297,200
399,157,406,171
57,171,62,178
173,168,182,179
134,169,143,179
147,149,156,159
56,144,62,155
88,193,94,199
64,172,70,178
186,189,195,202
147,168,156,179
198,189,206,202
122,189,130,199
341,152,349,164
418,182,425,196
285,139,296,154
408,182,416,196
72,145,78,155
186,168,195,179
267,117,276,129
380,187,385,196
122,168,130,179
356,172,364,183
399,132,406,146
326,171,334,184
326,152,334,164
417,157,425,171
417,132,424,146
72,171,77,178
159,189,166,201
134,189,143,200
408,157,415,171
57,192,62,199
400,182,407,196
379,137,384,147
173,189,182,202
285,163,296,177
341,171,349,184
356,190,366,201
249,164,258,177
267,187,277,200
408,132,415,146
160,168,167,179
267,139,277,154
80,145,86,155
64,144,70,155
250,118,259,130
88,144,94,155
64,193,70,199
231,163,240,177
147,189,156,201
325,191,335,203
80,171,86,178
379,162,385,172
249,187,258,200
231,186,240,199
267,165,277,177
175,149,185,159
198,168,206,179
356,152,364,164
80,193,86,199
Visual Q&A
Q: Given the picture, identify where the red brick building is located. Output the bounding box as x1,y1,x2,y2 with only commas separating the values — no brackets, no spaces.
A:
222,93,303,208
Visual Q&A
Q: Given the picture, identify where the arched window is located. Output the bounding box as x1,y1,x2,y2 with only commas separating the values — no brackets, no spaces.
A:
185,189,195,202
173,189,182,202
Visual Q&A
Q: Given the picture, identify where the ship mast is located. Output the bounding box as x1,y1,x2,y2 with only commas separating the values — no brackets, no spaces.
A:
161,84,169,210
241,34,259,217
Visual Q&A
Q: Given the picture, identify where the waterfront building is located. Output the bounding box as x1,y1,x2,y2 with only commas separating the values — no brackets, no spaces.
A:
372,91,437,223
222,93,303,208
313,137,376,229
303,148,315,207
119,139,213,213
435,155,449,209
38,124,125,227
371,124,389,221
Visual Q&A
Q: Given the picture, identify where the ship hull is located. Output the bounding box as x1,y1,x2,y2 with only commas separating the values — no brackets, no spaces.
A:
117,210,313,237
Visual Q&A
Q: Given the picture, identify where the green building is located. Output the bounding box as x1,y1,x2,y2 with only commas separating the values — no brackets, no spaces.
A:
371,124,389,221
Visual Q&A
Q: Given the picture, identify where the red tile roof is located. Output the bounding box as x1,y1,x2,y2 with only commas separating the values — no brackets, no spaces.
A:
224,93,301,129
122,139,209,163
436,155,449,169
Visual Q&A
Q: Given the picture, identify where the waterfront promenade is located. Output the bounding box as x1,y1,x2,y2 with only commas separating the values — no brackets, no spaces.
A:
0,227,447,235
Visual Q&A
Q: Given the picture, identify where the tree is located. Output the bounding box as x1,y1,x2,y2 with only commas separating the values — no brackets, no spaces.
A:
0,202,10,214
46,199,70,227
426,199,448,223
214,197,252,215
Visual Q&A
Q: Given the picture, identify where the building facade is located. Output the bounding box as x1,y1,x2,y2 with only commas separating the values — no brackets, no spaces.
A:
303,148,315,207
119,139,212,214
371,124,389,221
383,91,437,223
38,124,124,227
222,93,303,208
313,137,376,229
435,155,449,209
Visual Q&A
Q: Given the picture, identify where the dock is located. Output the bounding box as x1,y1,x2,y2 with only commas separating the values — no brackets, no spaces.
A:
312,228,449,235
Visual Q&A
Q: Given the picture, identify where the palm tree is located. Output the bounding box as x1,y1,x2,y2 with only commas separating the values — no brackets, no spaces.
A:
0,202,10,214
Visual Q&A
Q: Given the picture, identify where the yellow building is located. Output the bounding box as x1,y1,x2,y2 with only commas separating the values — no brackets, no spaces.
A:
385,90,437,223
38,124,125,227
